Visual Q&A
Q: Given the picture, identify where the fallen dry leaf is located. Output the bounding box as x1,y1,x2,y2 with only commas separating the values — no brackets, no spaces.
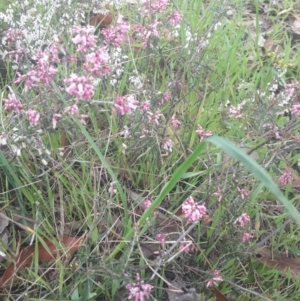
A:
89,5,113,29
255,247,300,279
0,235,84,288
211,288,231,301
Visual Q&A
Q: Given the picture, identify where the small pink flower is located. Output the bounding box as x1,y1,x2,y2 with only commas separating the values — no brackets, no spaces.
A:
286,80,298,96
72,25,97,52
213,187,223,202
196,125,212,142
144,198,156,217
278,172,292,186
113,95,139,115
159,91,171,105
27,109,40,126
234,213,250,227
3,94,24,112
64,104,88,125
179,241,197,253
155,233,165,245
52,114,61,129
229,104,243,119
237,187,250,199
102,17,130,47
143,0,169,13
206,270,223,288
65,74,94,101
5,28,24,42
139,101,151,111
182,196,208,223
84,48,110,76
291,105,300,115
144,198,152,209
147,109,163,125
163,139,173,152
7,48,23,62
168,10,183,25
242,232,253,242
171,115,181,128
126,273,153,301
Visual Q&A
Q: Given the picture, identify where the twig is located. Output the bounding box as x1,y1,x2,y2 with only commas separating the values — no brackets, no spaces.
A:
225,279,273,301
254,218,292,250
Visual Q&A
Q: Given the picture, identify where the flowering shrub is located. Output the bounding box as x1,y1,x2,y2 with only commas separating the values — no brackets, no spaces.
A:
0,0,299,300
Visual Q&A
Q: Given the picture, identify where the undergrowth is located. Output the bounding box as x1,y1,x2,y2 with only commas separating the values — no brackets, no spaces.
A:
0,0,300,300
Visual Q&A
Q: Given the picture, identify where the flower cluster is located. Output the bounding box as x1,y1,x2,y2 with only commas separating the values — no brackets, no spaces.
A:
179,241,197,253
234,213,250,227
196,125,212,142
102,17,130,48
143,0,169,13
168,10,183,25
206,270,223,288
15,47,58,91
126,274,153,301
182,196,208,223
113,95,139,115
84,47,110,76
278,171,292,186
3,93,24,112
234,213,253,242
237,187,250,199
72,25,97,53
65,74,94,101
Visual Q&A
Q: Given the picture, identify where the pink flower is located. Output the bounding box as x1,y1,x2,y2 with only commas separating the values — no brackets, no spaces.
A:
278,172,292,186
179,241,197,253
234,213,250,227
229,104,243,119
65,74,94,101
3,94,24,112
102,17,130,47
7,48,23,62
196,125,212,142
242,232,253,242
126,273,153,301
155,233,165,245
171,115,181,128
113,95,139,115
162,92,171,102
206,270,223,288
52,114,61,129
291,105,300,115
84,48,111,76
144,198,157,217
146,110,163,125
286,80,298,96
237,187,250,199
213,187,223,202
139,101,151,111
144,198,152,209
27,109,40,126
182,196,208,223
72,25,97,52
15,48,57,90
163,139,173,152
168,11,183,25
5,28,24,43
143,0,169,13
64,104,88,125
